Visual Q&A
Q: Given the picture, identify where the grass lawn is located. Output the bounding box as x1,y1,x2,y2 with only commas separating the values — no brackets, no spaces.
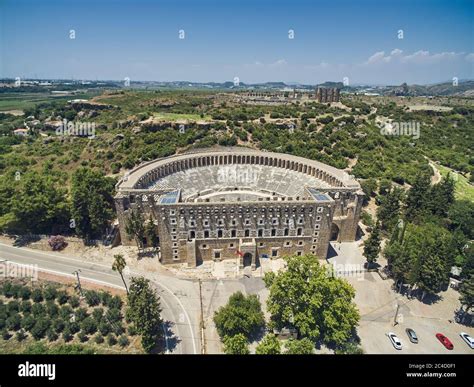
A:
437,164,474,202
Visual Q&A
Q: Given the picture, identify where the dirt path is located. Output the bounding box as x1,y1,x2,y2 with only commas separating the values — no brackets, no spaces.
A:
428,160,442,184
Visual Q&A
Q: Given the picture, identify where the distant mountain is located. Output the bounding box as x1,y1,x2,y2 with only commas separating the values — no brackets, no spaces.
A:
383,80,474,97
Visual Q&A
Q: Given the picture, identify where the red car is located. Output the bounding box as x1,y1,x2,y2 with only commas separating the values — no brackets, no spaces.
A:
436,333,454,350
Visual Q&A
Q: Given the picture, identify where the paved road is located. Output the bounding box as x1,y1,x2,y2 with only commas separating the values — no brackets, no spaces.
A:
0,242,200,355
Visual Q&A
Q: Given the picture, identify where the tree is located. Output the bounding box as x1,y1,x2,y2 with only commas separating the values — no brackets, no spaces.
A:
112,254,129,294
7,173,69,234
264,255,360,346
428,175,455,218
145,216,159,252
363,222,381,269
334,341,364,354
386,223,454,299
255,334,281,355
448,200,474,239
405,173,431,221
376,188,403,232
126,277,163,353
125,211,146,251
284,338,314,354
459,274,474,313
213,291,265,340
223,333,250,354
71,167,116,239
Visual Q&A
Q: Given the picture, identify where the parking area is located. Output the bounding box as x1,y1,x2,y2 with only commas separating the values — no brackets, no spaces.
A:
331,241,474,354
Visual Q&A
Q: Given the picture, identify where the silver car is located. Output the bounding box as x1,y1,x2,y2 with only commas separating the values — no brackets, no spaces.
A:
387,332,402,350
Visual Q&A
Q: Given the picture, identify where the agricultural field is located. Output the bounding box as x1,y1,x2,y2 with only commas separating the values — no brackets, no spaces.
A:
0,279,142,354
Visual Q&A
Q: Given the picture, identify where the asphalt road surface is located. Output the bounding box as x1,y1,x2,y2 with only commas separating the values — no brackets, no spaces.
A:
0,242,200,355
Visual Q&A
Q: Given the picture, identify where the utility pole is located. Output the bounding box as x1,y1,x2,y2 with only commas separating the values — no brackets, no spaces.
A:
198,279,206,354
393,302,400,326
72,270,84,297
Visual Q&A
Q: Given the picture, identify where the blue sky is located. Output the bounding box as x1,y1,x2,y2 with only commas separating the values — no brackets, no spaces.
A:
1,0,473,84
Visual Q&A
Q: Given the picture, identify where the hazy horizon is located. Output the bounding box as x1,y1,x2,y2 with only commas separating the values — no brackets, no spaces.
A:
1,0,473,85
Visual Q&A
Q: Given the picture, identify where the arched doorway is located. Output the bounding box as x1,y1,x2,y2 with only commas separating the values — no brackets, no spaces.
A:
243,253,252,267
330,224,340,241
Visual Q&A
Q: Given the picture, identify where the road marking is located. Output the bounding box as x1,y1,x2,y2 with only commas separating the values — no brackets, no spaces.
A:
2,260,125,290
0,242,197,354
0,250,120,279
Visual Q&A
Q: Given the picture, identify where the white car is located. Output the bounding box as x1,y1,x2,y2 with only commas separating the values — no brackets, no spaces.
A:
459,332,474,349
387,332,402,350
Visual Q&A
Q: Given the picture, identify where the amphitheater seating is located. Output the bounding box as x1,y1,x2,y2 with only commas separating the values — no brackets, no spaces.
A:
148,164,329,202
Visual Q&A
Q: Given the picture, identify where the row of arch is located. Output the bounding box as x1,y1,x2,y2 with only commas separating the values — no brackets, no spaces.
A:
136,154,344,189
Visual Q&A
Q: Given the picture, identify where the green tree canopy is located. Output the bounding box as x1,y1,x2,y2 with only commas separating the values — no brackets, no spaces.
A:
264,255,359,346
386,222,455,299
71,167,116,239
126,277,163,353
255,334,281,355
222,333,250,355
284,338,314,354
363,222,381,268
213,291,265,340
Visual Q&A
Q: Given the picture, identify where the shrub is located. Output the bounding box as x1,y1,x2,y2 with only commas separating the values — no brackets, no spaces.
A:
62,329,73,342
47,329,59,342
112,323,124,336
1,282,13,297
85,290,100,307
31,318,50,340
118,335,129,347
52,319,65,334
81,317,97,335
46,301,59,318
20,300,32,313
1,329,12,340
0,318,5,330
94,333,104,344
21,315,36,331
6,314,21,331
16,329,27,342
59,305,73,320
92,308,104,322
43,286,57,301
74,308,88,323
67,321,80,334
7,300,20,314
99,291,112,306
31,303,46,317
10,284,21,299
31,288,43,303
109,295,123,309
127,325,138,336
18,286,31,300
48,235,68,251
56,291,68,305
77,331,88,343
106,308,122,323
69,296,80,308
98,321,111,336
106,333,117,346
